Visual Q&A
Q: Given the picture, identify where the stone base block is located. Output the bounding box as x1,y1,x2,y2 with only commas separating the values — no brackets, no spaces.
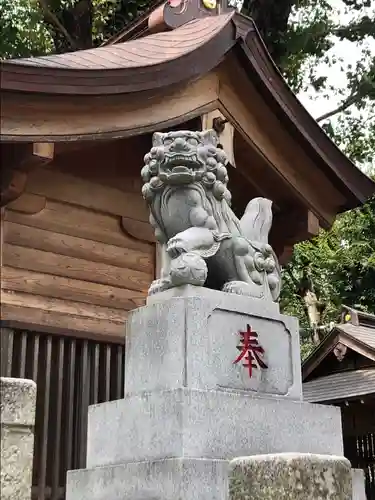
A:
229,453,352,500
66,458,228,500
126,286,302,399
87,388,343,469
352,469,366,500
0,377,37,500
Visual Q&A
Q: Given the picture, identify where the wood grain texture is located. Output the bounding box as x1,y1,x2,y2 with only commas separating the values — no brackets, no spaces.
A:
1,290,126,323
1,148,154,337
4,222,153,274
26,168,149,222
121,217,155,243
6,193,46,214
0,209,4,269
4,200,152,251
0,303,125,337
0,14,233,95
3,244,151,293
1,75,219,141
1,267,145,310
52,137,147,194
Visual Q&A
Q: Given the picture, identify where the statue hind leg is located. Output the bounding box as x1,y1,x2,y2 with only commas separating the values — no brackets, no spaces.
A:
219,236,266,297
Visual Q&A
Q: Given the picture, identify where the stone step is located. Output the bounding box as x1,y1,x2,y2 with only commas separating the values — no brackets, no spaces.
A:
67,458,228,500
86,388,343,469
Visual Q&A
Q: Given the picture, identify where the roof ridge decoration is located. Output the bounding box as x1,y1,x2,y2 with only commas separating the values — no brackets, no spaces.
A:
302,320,375,380
341,304,375,328
105,0,243,45
153,0,242,30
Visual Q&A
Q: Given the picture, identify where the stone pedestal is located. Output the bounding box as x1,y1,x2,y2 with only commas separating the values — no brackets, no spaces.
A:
229,454,352,500
66,287,348,500
0,377,37,500
127,287,302,399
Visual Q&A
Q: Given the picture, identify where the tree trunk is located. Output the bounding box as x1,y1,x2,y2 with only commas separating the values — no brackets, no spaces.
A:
244,0,295,63
302,290,323,345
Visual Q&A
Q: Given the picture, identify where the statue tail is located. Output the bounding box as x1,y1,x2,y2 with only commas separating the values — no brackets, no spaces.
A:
239,197,273,244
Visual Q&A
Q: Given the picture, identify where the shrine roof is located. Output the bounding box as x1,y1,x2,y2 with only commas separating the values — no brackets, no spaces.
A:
337,323,375,351
1,12,235,94
303,368,375,403
302,310,375,382
1,10,374,206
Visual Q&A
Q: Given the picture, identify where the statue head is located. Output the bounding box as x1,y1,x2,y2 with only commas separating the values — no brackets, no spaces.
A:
141,129,231,203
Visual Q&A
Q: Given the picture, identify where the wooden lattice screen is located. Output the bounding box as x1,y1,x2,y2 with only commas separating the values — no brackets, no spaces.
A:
0,326,125,500
345,432,375,500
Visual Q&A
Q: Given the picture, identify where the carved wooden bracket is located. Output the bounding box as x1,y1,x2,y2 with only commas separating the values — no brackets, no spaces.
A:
121,217,156,244
1,143,54,207
201,110,235,166
333,342,348,362
1,169,28,207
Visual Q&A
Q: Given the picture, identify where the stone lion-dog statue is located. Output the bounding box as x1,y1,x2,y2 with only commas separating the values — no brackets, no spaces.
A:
141,129,281,301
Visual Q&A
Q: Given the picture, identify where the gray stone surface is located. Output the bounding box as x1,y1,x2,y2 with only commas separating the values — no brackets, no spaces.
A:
87,388,343,469
126,289,302,399
352,469,366,500
142,129,281,301
229,453,352,500
1,377,37,500
66,458,229,500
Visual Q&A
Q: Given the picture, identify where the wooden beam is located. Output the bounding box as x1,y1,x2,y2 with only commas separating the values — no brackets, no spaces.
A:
1,267,146,311
1,75,219,141
201,109,235,167
307,211,320,238
216,59,346,228
271,208,320,265
1,143,54,207
33,142,55,160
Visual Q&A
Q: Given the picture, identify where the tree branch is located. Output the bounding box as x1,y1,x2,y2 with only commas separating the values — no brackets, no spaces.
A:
285,267,300,287
316,92,361,122
38,0,78,49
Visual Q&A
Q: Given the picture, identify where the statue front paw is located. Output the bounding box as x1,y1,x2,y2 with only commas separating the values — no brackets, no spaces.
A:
148,278,172,295
167,235,189,258
170,252,207,287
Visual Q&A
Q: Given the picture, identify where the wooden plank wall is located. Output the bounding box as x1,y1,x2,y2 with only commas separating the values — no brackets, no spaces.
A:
1,139,155,339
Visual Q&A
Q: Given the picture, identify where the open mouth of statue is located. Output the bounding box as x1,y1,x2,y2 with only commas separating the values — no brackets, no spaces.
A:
163,154,200,171
159,154,202,183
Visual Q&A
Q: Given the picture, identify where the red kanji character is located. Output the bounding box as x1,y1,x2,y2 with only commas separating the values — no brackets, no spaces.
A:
233,324,267,378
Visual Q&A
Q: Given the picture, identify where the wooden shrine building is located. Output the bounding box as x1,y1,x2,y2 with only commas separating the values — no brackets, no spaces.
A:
1,1,374,498
303,307,375,499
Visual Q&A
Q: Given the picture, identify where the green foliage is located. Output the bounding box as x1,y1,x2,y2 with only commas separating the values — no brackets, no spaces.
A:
281,192,375,356
0,0,53,58
98,0,154,42
0,0,154,57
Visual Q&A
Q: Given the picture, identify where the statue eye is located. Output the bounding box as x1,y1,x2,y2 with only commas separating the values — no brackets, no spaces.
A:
163,139,173,146
187,138,199,146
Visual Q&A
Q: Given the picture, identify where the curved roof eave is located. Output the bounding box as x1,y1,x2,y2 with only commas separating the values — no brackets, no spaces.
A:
235,25,375,206
0,12,236,95
1,11,374,205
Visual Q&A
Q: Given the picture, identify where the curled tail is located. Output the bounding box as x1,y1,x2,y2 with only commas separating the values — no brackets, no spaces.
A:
239,197,273,244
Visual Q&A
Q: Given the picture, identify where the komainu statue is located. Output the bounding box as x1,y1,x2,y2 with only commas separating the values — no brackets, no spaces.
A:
141,129,281,301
